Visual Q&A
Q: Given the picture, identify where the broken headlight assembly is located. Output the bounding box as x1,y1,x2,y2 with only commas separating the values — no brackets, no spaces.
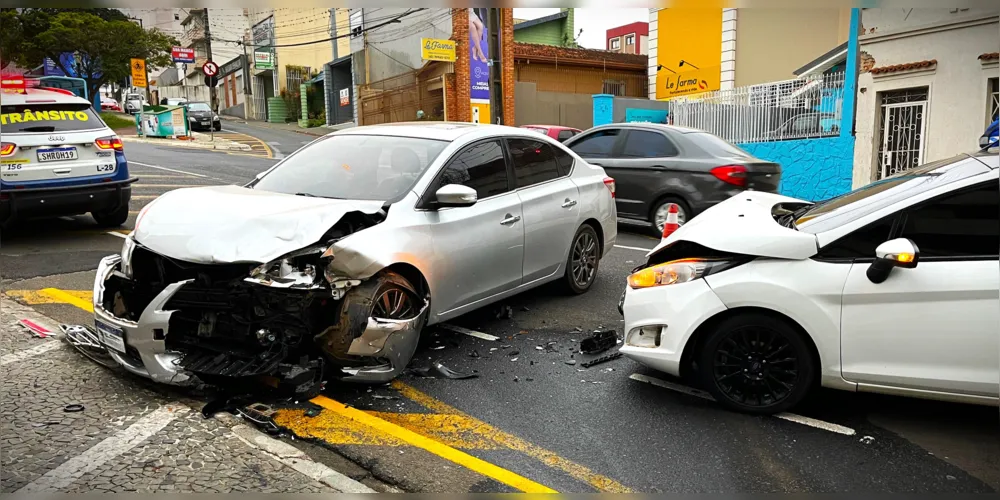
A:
627,258,740,289
246,245,328,289
120,234,137,279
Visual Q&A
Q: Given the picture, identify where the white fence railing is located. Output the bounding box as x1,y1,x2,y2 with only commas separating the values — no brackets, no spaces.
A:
667,72,846,144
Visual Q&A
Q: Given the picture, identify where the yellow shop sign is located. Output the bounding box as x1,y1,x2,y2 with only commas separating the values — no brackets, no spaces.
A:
660,66,721,99
421,38,456,63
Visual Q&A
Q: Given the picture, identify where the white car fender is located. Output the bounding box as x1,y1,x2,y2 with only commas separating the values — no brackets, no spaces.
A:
704,258,858,392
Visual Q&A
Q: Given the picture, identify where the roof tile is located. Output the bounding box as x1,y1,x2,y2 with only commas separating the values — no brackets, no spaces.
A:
869,59,937,75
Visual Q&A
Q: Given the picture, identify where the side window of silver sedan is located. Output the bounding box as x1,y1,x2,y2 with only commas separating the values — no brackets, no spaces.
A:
437,140,510,199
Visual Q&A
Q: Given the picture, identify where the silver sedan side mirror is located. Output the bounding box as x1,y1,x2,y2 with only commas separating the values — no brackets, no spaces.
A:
867,238,919,284
434,184,477,208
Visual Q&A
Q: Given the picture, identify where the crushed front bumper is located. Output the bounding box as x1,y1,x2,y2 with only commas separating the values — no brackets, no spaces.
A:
93,253,427,387
93,254,198,386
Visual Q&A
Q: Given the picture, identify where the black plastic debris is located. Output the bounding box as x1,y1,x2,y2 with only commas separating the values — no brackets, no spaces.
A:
411,361,479,380
507,350,520,357
580,330,618,355
580,351,623,368
495,305,513,319
469,350,481,359
63,404,84,413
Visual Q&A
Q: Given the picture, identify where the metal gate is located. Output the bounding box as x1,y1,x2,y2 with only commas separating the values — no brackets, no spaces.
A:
251,74,268,121
877,88,928,180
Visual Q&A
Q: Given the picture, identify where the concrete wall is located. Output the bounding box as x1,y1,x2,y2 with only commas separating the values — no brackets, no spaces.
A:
274,8,334,93
514,82,593,130
363,8,452,84
734,8,851,87
852,9,999,188
739,136,855,201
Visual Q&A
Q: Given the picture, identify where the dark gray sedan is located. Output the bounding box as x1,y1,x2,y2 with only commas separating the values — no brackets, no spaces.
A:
563,123,781,234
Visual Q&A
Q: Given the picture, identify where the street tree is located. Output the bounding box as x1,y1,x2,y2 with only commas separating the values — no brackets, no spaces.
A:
0,9,176,99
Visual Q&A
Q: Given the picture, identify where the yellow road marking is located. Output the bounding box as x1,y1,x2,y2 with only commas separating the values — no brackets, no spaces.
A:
40,288,94,313
6,289,91,306
6,287,625,492
392,382,632,493
309,395,558,493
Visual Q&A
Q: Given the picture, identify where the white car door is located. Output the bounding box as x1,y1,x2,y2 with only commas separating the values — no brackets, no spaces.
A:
840,181,999,399
421,139,525,315
505,137,580,284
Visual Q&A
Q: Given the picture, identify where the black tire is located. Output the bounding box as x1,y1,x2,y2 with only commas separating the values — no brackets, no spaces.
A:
562,224,601,295
213,122,222,131
649,197,691,237
92,203,130,228
697,313,814,415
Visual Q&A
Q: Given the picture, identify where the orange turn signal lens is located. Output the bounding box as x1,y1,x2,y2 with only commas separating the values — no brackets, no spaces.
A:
627,258,709,289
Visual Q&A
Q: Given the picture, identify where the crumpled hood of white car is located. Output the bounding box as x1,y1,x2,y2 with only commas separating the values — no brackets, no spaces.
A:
647,191,819,260
132,185,385,264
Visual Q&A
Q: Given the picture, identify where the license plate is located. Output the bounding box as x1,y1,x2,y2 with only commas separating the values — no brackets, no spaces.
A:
95,320,126,353
201,121,210,125
37,147,78,162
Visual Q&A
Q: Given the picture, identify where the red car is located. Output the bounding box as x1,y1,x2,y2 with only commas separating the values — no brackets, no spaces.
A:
521,125,582,142
100,96,122,112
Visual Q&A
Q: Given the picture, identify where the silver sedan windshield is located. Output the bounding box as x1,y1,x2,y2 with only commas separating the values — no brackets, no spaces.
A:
252,134,449,201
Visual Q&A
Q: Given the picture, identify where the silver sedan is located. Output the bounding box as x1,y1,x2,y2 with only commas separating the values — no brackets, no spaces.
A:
90,123,618,394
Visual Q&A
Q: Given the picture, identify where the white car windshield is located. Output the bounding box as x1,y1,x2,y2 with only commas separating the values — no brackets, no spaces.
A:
252,134,449,202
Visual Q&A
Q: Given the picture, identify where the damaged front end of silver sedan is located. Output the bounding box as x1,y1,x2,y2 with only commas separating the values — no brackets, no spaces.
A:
91,211,428,396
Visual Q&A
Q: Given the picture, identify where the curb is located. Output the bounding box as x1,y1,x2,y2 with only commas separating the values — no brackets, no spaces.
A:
120,136,252,151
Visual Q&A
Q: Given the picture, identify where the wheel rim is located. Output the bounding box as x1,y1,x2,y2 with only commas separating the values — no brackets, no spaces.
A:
654,203,687,233
711,326,800,407
571,231,598,288
372,287,416,320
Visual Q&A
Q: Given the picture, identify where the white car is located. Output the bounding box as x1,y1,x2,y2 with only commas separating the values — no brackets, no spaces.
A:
620,150,998,414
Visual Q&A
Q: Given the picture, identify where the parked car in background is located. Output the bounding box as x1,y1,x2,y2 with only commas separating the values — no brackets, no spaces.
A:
563,123,781,235
521,125,582,143
1,85,135,229
100,96,122,112
184,101,221,131
161,97,188,106
620,150,999,414
123,93,145,115
91,123,617,394
769,112,839,140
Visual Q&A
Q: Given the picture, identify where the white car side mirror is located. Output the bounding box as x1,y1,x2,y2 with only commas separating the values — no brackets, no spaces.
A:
867,238,919,284
434,184,477,208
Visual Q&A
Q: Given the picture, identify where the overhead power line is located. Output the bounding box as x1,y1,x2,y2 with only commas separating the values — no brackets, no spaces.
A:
222,8,427,48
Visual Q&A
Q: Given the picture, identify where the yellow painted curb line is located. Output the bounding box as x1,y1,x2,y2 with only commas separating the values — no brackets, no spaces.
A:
310,395,558,494
39,288,94,313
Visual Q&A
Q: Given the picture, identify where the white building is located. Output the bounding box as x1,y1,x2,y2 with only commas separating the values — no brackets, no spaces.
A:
852,8,999,187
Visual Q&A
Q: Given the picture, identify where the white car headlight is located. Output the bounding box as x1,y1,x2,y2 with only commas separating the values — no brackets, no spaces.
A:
121,235,137,279
627,258,738,289
247,246,328,288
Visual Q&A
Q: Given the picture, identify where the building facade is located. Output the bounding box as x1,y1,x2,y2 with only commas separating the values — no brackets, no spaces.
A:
606,22,648,55
512,9,576,47
647,8,852,99
851,8,1000,187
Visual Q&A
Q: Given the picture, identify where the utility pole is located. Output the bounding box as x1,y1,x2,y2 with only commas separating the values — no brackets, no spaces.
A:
203,8,216,114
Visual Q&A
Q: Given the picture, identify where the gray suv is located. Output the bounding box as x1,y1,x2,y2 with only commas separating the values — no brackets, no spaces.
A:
563,123,781,234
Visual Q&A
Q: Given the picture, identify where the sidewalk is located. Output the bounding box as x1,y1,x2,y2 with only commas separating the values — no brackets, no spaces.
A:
0,298,381,494
119,131,252,152
220,116,352,137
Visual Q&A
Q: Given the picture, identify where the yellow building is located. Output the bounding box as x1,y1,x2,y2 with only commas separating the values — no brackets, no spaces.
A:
648,8,852,100
272,8,335,92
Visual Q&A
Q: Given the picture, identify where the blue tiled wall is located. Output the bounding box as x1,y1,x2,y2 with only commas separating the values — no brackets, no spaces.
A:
738,136,854,202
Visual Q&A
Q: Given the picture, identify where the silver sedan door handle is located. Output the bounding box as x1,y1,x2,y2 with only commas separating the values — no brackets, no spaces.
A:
500,214,521,226
561,199,577,208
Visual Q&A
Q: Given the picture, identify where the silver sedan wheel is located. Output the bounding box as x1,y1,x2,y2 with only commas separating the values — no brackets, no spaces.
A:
654,202,688,233
571,231,599,289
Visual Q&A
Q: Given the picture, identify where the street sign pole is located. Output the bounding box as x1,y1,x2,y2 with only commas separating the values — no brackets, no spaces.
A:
202,61,220,142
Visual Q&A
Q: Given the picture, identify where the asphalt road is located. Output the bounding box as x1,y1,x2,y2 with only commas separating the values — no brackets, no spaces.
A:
2,127,997,493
